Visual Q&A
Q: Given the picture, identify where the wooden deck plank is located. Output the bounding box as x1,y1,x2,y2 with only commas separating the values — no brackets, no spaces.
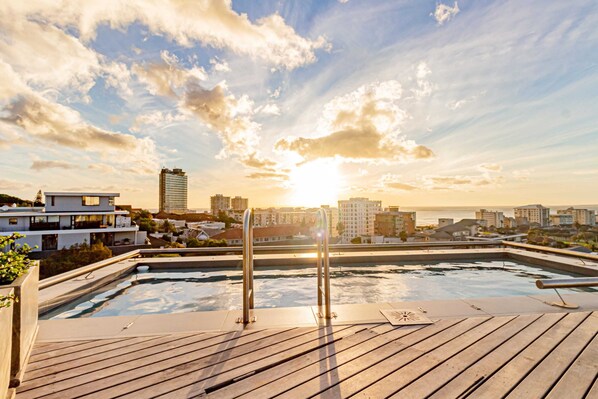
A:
506,313,598,398
17,327,298,399
112,324,367,399
428,312,566,399
349,316,515,399
467,311,590,398
277,317,485,399
390,313,542,398
25,335,163,374
29,340,94,356
27,336,135,364
546,333,598,398
585,375,598,399
208,323,427,399
22,331,231,384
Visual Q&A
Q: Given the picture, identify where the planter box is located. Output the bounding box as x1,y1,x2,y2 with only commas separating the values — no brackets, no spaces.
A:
0,287,14,399
2,265,39,388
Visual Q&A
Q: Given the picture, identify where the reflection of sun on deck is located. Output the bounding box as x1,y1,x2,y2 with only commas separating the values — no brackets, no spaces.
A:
16,310,598,398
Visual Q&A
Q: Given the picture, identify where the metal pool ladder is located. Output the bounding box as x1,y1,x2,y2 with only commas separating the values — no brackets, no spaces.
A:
238,207,334,324
239,208,256,324
316,208,334,319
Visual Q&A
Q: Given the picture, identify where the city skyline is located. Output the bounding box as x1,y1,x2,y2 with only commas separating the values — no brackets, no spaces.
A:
1,1,597,209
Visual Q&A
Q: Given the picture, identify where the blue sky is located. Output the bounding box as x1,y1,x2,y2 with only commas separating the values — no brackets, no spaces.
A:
0,0,597,209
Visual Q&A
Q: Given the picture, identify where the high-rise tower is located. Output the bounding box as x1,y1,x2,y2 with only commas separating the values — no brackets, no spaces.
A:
159,168,188,214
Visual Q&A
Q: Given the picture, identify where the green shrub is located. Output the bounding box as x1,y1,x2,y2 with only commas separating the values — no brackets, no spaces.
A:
40,242,112,279
0,233,35,307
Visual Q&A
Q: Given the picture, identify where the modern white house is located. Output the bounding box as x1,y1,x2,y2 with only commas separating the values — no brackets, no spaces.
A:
0,192,145,252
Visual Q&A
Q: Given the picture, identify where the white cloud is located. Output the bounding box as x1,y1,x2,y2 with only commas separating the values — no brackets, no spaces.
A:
255,103,281,116
210,57,231,73
276,80,434,163
31,160,77,171
131,110,188,132
3,0,328,70
432,2,460,25
478,163,502,172
0,179,31,191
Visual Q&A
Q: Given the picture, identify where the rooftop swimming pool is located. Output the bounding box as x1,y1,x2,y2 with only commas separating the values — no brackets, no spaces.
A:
41,259,595,319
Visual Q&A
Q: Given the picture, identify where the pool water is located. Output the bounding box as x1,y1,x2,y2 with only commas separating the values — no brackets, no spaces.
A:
41,260,594,319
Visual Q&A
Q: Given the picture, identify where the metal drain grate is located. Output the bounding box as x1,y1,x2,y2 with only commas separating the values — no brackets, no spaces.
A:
380,309,433,326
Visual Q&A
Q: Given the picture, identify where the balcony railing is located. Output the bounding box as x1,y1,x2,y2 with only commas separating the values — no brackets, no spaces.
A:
74,221,102,229
29,222,60,231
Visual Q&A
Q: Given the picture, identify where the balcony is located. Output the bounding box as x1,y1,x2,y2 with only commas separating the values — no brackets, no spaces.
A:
74,221,102,229
29,222,60,231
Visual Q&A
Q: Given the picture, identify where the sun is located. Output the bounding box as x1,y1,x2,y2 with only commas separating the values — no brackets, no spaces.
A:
287,159,342,207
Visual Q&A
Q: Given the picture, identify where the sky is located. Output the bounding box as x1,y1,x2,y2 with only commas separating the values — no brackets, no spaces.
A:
0,0,597,209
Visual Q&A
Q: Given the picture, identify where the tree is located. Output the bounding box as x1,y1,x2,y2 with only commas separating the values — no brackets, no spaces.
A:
33,190,44,206
0,234,35,307
336,222,345,237
350,236,362,244
40,242,112,279
160,220,177,233
137,219,157,233
186,238,202,248
216,211,236,228
399,230,408,242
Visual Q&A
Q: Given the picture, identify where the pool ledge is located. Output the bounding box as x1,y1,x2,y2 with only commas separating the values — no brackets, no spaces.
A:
35,292,598,342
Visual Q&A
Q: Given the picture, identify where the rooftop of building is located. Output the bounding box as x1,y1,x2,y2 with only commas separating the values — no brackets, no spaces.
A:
44,192,120,197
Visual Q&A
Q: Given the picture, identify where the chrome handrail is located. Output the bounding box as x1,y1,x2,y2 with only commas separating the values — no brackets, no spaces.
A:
536,277,598,289
316,208,332,319
241,208,255,324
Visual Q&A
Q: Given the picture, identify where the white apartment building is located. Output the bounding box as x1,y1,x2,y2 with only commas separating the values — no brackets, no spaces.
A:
210,194,230,216
557,208,596,226
475,209,504,228
338,197,382,243
159,168,188,214
231,196,248,211
0,192,143,252
514,204,550,227
550,214,574,226
250,207,342,236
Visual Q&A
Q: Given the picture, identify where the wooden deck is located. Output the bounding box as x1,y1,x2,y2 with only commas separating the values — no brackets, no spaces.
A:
16,311,598,398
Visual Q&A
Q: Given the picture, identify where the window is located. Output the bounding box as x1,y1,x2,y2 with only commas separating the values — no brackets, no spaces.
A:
108,197,115,206
42,234,58,250
50,196,55,206
9,218,18,225
82,196,100,206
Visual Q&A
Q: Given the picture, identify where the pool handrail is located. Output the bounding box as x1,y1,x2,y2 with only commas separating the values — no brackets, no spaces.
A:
241,208,255,324
535,277,598,289
316,208,332,319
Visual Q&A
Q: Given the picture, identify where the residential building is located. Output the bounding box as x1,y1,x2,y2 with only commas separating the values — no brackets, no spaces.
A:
504,217,517,229
374,207,416,236
475,209,504,228
159,168,188,214
320,205,340,238
211,225,311,246
514,204,550,226
550,214,573,226
210,194,230,216
557,208,596,226
438,218,454,228
0,192,143,252
231,196,248,211
430,219,481,241
338,197,382,243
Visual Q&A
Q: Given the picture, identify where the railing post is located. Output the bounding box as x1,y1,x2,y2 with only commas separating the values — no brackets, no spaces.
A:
241,209,255,324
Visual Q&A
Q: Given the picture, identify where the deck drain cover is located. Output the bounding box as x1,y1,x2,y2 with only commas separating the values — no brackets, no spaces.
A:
380,309,433,326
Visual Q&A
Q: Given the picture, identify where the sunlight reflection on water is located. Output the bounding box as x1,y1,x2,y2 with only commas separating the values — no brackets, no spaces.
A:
43,260,593,319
